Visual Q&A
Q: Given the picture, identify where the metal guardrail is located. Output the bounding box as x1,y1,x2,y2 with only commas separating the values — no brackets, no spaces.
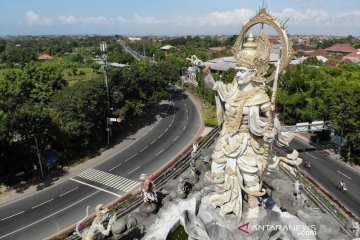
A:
61,126,220,240
283,121,332,133
63,124,357,239
281,166,355,237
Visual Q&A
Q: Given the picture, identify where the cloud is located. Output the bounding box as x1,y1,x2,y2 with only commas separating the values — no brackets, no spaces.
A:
78,16,116,25
25,11,53,26
116,16,128,23
198,8,255,26
273,8,360,27
30,7,360,34
334,10,360,27
134,14,162,24
58,16,78,24
275,8,328,24
25,11,40,25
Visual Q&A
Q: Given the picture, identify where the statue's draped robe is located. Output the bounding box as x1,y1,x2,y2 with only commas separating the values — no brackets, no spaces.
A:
203,76,270,217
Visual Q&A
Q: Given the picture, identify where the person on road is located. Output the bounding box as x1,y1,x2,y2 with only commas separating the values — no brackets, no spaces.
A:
338,180,346,191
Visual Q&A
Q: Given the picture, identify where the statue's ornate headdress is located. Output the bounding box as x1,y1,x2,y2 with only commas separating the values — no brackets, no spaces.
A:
233,30,271,83
232,8,295,83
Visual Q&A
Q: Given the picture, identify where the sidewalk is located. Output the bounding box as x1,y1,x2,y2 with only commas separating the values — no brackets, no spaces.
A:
0,93,206,206
0,115,163,205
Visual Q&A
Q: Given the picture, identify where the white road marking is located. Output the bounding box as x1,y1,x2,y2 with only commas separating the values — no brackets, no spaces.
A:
125,153,137,162
187,115,188,120
128,166,141,175
31,199,54,209
59,187,78,197
77,169,138,192
165,127,169,132
109,162,122,171
155,149,164,157
158,132,164,139
305,152,317,159
140,146,148,152
150,139,157,145
1,211,25,221
0,191,99,239
337,170,352,180
183,125,186,130
172,136,179,142
70,178,121,197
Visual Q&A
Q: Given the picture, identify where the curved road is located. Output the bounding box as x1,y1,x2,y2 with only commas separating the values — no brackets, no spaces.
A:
0,88,202,240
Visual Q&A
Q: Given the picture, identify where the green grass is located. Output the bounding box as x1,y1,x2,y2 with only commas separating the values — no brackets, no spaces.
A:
63,67,102,86
298,173,347,221
182,85,218,127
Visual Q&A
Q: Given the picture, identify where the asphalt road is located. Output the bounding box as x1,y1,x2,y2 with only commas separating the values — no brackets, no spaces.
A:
0,88,201,240
283,137,360,218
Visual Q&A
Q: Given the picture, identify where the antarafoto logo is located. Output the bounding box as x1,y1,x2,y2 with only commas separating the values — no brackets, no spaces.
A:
237,222,250,234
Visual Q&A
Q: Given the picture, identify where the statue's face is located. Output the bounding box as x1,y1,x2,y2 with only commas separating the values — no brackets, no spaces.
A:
235,67,256,85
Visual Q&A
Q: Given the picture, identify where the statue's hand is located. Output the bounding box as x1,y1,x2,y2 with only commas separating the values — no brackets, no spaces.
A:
108,214,116,225
263,128,277,142
203,65,211,75
187,55,205,67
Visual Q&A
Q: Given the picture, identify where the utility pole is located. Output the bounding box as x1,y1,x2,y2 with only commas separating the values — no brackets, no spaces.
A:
34,136,44,181
100,42,112,145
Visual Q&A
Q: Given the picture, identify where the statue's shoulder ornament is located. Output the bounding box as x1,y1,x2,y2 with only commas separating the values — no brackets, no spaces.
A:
244,89,270,107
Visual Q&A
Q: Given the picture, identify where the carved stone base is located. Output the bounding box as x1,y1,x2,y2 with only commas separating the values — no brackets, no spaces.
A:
139,202,157,214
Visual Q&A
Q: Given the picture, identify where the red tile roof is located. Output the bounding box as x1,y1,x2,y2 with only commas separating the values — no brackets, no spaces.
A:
207,47,225,54
343,53,360,58
325,59,339,67
310,49,328,57
294,44,313,51
269,38,280,45
343,58,354,64
38,54,53,61
324,44,357,53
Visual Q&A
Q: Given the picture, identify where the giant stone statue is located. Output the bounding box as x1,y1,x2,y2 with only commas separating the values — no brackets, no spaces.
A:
189,9,302,219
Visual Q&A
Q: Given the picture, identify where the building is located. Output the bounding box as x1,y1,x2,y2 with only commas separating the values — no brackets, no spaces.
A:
205,56,236,71
309,48,329,58
206,47,225,55
160,45,176,50
269,38,281,54
343,53,360,63
294,44,314,56
324,44,357,55
38,54,53,61
324,59,339,67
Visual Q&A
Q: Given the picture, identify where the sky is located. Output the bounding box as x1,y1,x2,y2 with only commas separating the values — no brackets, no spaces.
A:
0,0,359,36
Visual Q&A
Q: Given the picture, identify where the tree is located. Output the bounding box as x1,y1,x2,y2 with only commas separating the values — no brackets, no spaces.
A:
49,79,106,155
277,63,360,163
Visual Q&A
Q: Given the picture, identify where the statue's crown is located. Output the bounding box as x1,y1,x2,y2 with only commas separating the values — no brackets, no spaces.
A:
232,30,271,82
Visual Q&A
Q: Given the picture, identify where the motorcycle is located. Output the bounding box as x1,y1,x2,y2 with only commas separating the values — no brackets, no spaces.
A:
338,183,347,192
304,161,311,171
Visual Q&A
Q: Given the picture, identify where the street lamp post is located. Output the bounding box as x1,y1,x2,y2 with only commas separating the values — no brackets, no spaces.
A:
100,42,112,145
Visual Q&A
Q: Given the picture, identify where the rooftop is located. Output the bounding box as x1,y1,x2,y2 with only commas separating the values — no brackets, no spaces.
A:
38,54,53,61
325,44,357,53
